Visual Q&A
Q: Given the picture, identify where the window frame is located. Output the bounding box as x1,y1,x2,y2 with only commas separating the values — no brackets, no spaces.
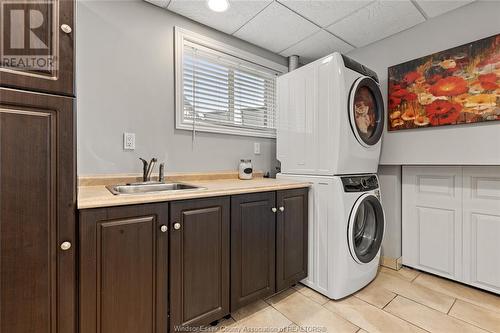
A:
174,27,287,139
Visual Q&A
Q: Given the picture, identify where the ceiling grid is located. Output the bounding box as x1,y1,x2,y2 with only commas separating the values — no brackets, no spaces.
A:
147,0,475,64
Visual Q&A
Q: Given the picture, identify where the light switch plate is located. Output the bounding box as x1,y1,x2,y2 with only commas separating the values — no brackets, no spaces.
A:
124,132,136,150
254,142,261,155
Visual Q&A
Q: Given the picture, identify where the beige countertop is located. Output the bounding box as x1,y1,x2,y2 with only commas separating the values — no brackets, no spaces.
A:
78,176,311,209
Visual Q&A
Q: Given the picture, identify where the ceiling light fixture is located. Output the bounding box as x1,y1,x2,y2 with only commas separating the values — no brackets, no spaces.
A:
207,0,229,12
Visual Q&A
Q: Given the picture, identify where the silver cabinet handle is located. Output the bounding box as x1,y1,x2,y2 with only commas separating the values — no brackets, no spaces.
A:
279,206,285,212
271,207,277,213
60,241,72,251
160,225,168,233
173,223,181,230
61,24,72,34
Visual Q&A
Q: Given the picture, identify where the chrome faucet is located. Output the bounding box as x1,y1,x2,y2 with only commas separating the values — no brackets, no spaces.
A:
158,163,165,183
139,157,157,182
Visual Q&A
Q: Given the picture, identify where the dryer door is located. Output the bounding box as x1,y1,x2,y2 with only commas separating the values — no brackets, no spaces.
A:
349,77,384,147
348,193,385,264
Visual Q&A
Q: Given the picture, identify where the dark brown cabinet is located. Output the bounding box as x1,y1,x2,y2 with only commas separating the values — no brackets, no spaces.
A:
79,203,169,333
170,197,230,330
0,88,76,333
276,188,308,292
231,192,276,311
1,1,76,331
77,188,307,332
0,0,75,96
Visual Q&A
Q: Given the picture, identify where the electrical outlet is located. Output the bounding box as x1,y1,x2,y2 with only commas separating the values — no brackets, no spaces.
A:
123,132,136,150
254,142,261,155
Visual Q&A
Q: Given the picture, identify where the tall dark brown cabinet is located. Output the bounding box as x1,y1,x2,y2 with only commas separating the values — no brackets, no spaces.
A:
0,1,76,332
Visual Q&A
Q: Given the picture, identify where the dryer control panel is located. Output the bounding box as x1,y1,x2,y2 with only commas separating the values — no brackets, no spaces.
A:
341,175,379,192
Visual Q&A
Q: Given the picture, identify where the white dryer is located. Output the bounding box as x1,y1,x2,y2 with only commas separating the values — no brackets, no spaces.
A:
277,52,384,175
277,173,385,299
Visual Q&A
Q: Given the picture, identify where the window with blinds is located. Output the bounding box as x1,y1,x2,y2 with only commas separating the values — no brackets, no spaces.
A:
177,38,279,138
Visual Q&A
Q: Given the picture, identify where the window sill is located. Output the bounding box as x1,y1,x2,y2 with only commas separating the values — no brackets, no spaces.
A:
176,122,276,139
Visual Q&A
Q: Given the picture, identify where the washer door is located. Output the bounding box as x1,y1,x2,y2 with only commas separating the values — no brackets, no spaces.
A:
349,77,384,147
348,193,385,264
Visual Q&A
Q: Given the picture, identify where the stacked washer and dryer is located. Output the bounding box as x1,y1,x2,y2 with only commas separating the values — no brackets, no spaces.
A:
276,53,386,299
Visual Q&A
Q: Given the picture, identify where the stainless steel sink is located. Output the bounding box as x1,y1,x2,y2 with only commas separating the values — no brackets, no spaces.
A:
106,182,205,195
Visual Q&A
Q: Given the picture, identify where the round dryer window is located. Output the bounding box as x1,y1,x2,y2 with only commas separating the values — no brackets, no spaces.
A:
348,194,385,264
349,77,384,147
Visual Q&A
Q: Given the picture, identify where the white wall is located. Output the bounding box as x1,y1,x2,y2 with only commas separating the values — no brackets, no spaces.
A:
76,0,286,175
347,1,500,165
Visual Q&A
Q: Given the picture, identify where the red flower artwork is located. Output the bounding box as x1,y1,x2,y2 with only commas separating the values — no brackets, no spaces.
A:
389,82,402,93
478,54,500,67
389,96,401,109
391,89,409,98
403,71,421,84
387,33,500,131
429,76,468,96
478,73,497,83
427,75,443,85
403,92,417,101
425,100,462,126
480,81,498,90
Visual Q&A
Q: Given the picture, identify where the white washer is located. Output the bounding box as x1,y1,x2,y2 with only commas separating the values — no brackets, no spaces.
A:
277,52,384,175
277,173,385,299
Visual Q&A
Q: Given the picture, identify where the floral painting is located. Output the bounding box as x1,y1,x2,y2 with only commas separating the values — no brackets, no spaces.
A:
388,33,500,131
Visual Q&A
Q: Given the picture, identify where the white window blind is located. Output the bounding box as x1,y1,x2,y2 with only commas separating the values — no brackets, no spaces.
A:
180,41,278,138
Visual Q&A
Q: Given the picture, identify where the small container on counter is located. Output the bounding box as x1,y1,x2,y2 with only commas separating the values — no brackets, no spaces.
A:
238,159,253,180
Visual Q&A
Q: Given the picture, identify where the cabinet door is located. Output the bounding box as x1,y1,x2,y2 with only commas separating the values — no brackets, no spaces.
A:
170,197,230,329
402,166,463,280
231,192,276,311
463,166,500,294
0,88,75,333
0,0,74,96
276,188,308,292
79,204,169,333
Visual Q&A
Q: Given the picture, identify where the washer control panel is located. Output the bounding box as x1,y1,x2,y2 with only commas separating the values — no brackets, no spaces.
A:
341,175,379,192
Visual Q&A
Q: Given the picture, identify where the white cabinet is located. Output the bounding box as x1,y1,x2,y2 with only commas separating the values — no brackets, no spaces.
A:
276,58,335,175
276,65,317,174
403,166,500,293
463,167,500,294
402,166,463,280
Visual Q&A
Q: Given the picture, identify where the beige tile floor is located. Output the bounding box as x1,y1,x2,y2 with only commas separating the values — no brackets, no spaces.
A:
212,266,500,333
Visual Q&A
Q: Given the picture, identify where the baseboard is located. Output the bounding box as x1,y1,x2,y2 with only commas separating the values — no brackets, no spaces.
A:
380,256,402,270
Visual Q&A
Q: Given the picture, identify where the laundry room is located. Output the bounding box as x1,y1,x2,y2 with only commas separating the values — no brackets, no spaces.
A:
1,0,499,332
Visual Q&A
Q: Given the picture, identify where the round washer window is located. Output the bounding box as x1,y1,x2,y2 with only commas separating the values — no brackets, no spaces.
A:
349,77,384,147
349,195,384,264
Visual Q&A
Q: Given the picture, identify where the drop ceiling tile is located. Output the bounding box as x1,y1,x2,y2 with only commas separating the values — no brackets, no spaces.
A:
234,1,320,53
280,30,353,63
415,0,474,18
278,0,372,27
145,0,171,8
167,0,273,35
327,0,425,47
